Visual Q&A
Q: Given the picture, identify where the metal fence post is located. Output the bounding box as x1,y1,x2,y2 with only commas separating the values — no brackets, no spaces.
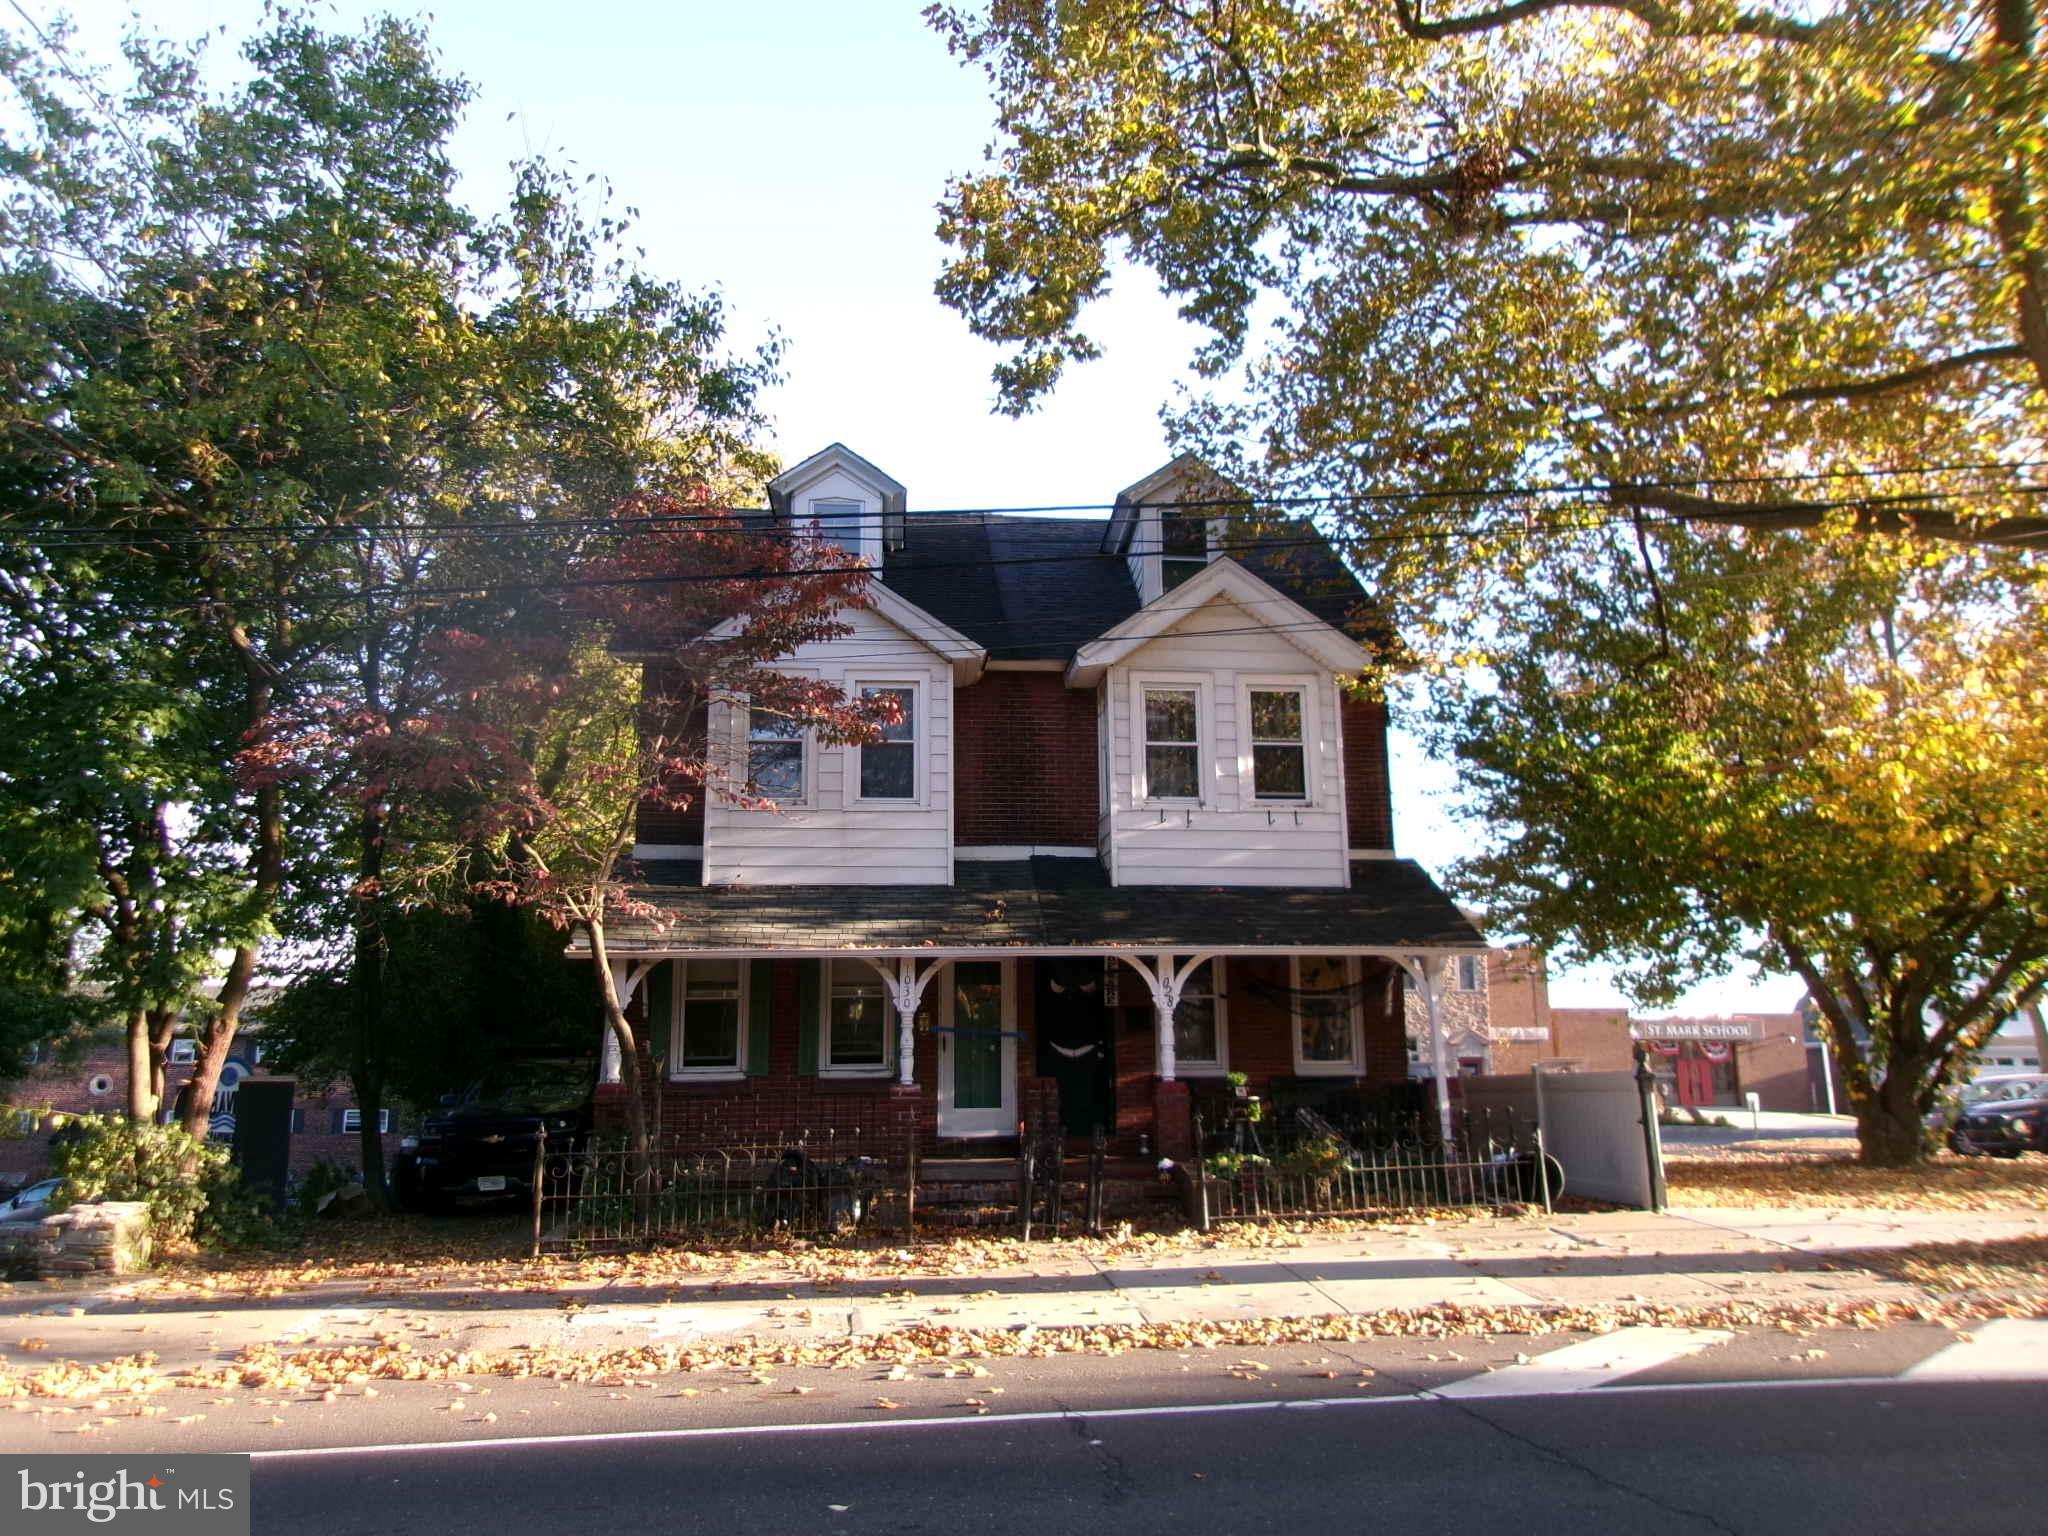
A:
530,1124,546,1260
1633,1042,1669,1212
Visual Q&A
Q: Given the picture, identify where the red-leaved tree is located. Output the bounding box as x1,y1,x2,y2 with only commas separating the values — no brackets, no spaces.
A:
248,499,894,1168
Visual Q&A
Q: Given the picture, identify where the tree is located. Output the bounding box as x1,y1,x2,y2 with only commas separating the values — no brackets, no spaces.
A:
930,1,2046,557
251,502,890,1171
1444,520,2048,1164
0,9,778,1174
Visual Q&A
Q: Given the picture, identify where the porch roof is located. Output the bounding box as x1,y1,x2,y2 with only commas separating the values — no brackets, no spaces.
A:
577,856,1486,957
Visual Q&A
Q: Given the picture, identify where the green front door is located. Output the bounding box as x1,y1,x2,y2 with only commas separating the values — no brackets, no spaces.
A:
939,961,1013,1137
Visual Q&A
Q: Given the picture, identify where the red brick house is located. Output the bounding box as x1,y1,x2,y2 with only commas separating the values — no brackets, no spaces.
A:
1,1028,402,1185
586,447,1486,1165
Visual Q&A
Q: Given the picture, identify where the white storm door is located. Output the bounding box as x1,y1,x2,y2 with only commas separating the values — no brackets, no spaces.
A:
937,959,1016,1138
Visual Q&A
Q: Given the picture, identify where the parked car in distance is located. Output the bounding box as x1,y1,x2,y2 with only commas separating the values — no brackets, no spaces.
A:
0,1177,62,1223
401,1054,596,1212
1951,1085,2048,1158
1927,1073,2048,1148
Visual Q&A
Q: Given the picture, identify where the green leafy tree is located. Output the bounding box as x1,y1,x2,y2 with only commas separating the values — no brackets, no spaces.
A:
0,9,778,1188
1445,522,2047,1164
931,1,2044,555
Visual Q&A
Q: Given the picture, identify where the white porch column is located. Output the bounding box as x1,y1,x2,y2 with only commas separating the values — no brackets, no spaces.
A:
862,957,948,1087
1114,952,1218,1083
601,960,654,1085
1397,954,1455,1144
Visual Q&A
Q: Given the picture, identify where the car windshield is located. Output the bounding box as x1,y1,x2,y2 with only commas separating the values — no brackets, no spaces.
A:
458,1060,593,1115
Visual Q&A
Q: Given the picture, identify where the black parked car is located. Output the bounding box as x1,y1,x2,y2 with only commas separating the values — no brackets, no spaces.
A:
402,1055,596,1211
1950,1090,2048,1158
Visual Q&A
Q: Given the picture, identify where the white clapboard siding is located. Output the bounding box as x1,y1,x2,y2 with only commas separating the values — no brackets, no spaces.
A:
1100,598,1349,887
703,604,954,886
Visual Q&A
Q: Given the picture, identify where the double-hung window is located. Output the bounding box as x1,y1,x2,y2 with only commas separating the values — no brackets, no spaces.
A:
340,1108,392,1134
1291,956,1362,1074
823,960,890,1074
674,959,745,1075
1247,686,1309,801
1141,685,1202,801
810,498,865,559
746,707,805,803
1171,960,1227,1075
1161,511,1210,590
857,684,917,802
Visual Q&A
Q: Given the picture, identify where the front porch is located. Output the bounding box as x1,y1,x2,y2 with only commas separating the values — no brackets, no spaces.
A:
579,855,1490,1171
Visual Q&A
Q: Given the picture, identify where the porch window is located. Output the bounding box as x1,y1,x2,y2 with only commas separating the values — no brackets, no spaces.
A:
1248,687,1308,801
675,959,746,1074
1161,510,1209,590
1172,960,1227,1074
823,960,890,1074
857,685,917,801
1142,686,1202,801
1291,956,1362,1074
746,708,806,803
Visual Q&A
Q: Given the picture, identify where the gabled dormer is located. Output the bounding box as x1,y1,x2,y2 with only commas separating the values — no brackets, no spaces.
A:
767,443,908,572
1102,453,1247,606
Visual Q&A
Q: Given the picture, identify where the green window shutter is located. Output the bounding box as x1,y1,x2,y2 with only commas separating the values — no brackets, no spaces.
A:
645,962,673,1068
746,960,773,1078
797,960,822,1077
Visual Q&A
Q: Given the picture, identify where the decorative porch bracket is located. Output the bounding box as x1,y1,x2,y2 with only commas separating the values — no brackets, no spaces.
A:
599,960,656,1087
859,956,950,1087
1394,954,1455,1144
1115,951,1218,1083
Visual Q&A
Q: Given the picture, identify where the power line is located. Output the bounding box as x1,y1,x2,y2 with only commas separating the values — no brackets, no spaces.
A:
5,458,2044,550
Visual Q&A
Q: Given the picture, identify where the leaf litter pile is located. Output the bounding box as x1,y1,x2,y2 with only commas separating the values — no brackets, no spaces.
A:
1664,1152,2048,1212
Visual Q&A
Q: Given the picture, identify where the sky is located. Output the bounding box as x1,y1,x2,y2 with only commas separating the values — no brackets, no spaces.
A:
42,0,1801,1016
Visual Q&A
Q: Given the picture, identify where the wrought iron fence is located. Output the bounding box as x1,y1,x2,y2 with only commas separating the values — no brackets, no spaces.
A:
1190,1105,1559,1227
533,1127,915,1253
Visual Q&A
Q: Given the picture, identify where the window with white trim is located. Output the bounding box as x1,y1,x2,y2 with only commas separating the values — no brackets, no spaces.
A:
169,1038,196,1065
856,684,918,802
1171,960,1227,1075
673,959,746,1075
746,706,806,804
340,1108,392,1134
810,497,866,559
1291,956,1363,1074
1161,510,1209,590
1457,954,1484,991
822,960,890,1074
1247,686,1309,801
1141,685,1202,801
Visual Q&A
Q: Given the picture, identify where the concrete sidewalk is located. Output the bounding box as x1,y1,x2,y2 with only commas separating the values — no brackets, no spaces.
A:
4,1205,2043,1383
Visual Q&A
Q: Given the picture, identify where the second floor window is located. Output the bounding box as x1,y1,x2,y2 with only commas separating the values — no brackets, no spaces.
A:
1143,686,1201,800
1248,687,1308,800
340,1108,392,1134
747,709,805,802
858,686,916,801
169,1039,196,1065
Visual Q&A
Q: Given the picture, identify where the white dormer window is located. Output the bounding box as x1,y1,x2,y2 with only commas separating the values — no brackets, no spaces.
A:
806,497,881,568
1161,510,1210,590
746,708,806,804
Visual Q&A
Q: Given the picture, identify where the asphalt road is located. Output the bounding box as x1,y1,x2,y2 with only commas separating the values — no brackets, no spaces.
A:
250,1378,2044,1536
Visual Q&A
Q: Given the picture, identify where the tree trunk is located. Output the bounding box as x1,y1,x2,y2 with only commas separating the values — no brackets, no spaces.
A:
350,804,392,1211
125,1006,154,1121
1853,1067,1929,1168
182,943,258,1144
585,919,651,1179
147,1008,177,1115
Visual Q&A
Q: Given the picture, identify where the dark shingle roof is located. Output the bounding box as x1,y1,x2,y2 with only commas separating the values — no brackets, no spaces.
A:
583,858,1483,954
880,513,1372,663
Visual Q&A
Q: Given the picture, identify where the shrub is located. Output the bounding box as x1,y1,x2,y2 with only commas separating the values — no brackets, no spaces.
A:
292,1159,358,1219
49,1115,298,1252
49,1116,225,1243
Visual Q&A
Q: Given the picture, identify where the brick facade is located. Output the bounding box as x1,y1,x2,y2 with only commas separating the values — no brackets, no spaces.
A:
953,670,1100,847
1,1041,403,1184
1341,691,1395,850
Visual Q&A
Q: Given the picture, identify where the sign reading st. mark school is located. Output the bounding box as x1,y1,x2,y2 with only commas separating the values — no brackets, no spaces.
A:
1626,1018,1768,1043
5,1456,249,1536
